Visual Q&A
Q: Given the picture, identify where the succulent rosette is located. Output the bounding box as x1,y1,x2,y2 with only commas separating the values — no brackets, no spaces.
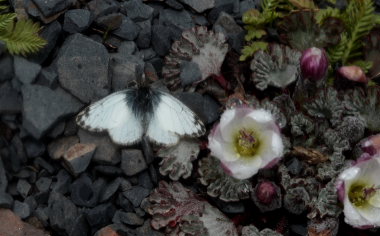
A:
336,155,380,228
208,107,284,179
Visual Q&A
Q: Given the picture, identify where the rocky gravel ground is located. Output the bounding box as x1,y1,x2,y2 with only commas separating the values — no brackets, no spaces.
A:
0,0,259,235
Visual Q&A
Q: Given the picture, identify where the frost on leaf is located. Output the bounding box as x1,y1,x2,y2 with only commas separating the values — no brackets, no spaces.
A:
157,139,200,181
162,26,228,90
242,225,282,236
198,156,253,202
303,87,344,126
343,87,380,132
279,11,344,51
148,181,238,236
250,44,301,90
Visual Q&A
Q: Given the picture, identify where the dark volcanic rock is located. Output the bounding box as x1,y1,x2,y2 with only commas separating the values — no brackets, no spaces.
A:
21,84,82,139
94,165,123,176
13,200,31,219
29,21,62,64
63,9,92,33
70,175,98,207
48,192,78,235
63,143,96,176
24,139,45,158
56,33,110,103
110,54,144,91
113,16,140,41
0,192,13,208
51,169,72,194
152,25,172,56
180,61,202,86
0,55,13,82
120,0,154,22
99,178,121,203
48,136,79,160
78,129,120,164
121,149,147,176
85,203,116,231
87,0,119,19
14,56,41,84
32,0,69,17
95,13,123,31
166,0,184,10
213,12,244,52
113,211,144,226
36,66,58,89
178,0,215,13
0,82,22,114
122,186,150,207
159,9,194,32
36,177,52,193
69,214,90,236
136,20,152,49
17,179,31,199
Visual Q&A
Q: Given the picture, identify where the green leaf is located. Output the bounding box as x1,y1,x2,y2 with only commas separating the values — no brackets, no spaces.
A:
244,28,266,41
288,0,316,9
240,41,268,61
0,13,15,31
315,7,341,25
351,60,373,73
0,19,47,56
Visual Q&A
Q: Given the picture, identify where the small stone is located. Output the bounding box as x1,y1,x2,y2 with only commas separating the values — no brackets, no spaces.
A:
70,175,98,207
94,226,121,236
136,20,152,49
122,186,150,207
0,209,50,236
51,169,72,194
136,219,164,236
57,33,110,103
85,203,116,230
17,179,31,199
0,41,5,55
286,158,302,176
118,41,137,55
14,56,41,84
121,149,147,176
180,61,202,86
0,82,22,114
63,9,92,33
32,0,69,17
99,178,121,203
69,214,90,236
24,139,45,158
113,16,140,41
151,25,172,56
165,0,184,10
208,3,234,24
33,157,56,174
159,9,194,31
0,192,13,208
110,54,144,91
121,0,154,22
13,200,31,219
113,211,144,226
29,21,62,64
137,48,156,61
63,143,96,176
36,66,58,89
0,55,13,82
94,165,123,176
47,121,65,138
78,129,120,164
87,0,119,19
24,196,38,212
178,0,215,13
138,171,153,190
213,12,244,52
22,85,82,139
48,136,79,160
36,177,52,193
95,13,123,31
239,0,259,17
34,207,49,227
48,192,78,234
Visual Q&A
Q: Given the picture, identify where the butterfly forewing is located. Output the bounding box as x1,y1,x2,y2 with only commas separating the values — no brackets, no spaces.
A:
76,90,143,145
146,91,206,145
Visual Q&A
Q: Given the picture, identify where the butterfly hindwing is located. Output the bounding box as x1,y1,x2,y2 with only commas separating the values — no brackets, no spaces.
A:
76,90,143,145
146,91,206,146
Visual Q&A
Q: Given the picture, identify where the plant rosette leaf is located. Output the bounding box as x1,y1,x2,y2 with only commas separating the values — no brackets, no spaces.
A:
198,156,253,202
250,44,301,90
162,26,228,90
148,181,238,235
241,225,282,236
157,138,200,181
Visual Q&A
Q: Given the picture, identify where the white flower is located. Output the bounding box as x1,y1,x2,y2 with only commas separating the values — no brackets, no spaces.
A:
208,107,284,179
337,155,380,228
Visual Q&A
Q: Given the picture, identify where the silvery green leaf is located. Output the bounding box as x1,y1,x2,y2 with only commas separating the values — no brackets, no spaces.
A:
260,99,287,128
291,113,314,136
242,225,282,236
198,156,253,202
157,139,200,181
250,44,301,90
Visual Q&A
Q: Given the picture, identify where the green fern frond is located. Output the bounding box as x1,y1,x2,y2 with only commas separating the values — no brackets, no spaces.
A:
0,19,46,56
240,41,268,61
328,34,346,64
0,13,15,31
351,60,373,73
244,27,266,41
315,7,341,25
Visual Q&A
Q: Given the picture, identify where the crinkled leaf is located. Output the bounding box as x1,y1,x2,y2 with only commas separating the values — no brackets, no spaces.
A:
260,99,287,128
157,139,200,181
291,113,314,137
198,156,252,202
242,225,282,236
250,44,301,90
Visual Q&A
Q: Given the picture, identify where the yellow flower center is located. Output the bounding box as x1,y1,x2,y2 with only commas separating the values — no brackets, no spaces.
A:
234,128,259,157
348,182,378,208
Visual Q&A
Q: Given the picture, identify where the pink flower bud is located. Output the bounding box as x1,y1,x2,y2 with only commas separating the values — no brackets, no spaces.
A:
300,47,329,81
338,65,367,83
255,181,278,205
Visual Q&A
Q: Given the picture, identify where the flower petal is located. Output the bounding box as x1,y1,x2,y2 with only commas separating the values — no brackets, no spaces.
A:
344,197,370,228
222,157,263,180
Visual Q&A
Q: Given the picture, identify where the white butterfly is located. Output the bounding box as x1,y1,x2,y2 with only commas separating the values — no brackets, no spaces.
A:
76,86,206,146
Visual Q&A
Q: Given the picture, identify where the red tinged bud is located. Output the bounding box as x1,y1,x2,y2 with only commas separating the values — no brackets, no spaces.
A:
300,47,329,81
338,65,368,83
